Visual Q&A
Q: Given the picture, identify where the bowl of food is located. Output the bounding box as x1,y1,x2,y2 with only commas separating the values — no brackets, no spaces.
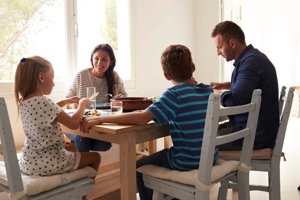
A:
114,97,153,112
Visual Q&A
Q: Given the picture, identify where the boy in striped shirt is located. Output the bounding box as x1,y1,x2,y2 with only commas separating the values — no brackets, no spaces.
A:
81,44,215,200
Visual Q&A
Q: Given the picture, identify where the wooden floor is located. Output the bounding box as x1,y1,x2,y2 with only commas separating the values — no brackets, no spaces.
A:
87,169,120,200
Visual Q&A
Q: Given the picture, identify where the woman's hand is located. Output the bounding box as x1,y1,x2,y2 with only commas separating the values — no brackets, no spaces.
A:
58,96,80,108
66,96,80,109
67,96,81,104
113,94,125,99
67,103,78,109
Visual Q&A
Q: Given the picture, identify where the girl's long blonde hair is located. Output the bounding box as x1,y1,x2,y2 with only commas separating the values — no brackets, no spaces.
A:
14,56,52,108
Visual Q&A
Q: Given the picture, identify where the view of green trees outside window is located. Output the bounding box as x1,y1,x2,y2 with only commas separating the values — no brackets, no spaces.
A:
0,0,128,82
0,0,62,81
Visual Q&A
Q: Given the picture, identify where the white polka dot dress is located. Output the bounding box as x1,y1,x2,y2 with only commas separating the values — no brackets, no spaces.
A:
19,96,76,176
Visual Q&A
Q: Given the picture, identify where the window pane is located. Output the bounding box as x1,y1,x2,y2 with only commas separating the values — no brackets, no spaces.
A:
77,0,131,80
0,0,66,81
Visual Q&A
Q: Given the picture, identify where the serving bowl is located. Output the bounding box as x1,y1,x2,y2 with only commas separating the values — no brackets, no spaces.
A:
115,97,153,112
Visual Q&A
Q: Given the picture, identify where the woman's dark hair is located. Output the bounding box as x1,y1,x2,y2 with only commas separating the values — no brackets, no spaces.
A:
90,43,116,96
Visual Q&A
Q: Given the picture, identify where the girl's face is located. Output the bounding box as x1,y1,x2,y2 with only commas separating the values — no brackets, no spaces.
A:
40,66,55,95
91,49,111,78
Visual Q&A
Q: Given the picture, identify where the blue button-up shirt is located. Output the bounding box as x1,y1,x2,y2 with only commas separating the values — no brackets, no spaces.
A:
221,44,279,149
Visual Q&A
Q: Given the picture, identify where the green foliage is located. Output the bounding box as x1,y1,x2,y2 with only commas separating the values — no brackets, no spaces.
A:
102,0,117,50
0,0,54,80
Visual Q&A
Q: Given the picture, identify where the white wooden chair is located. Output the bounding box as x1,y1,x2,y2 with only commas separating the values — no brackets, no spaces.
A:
137,89,262,200
219,86,294,200
0,97,97,200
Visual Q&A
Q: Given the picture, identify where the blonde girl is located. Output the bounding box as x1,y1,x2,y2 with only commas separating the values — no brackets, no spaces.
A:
14,56,100,176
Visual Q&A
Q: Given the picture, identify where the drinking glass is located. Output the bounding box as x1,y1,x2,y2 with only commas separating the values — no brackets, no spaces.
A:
87,87,96,110
111,99,123,114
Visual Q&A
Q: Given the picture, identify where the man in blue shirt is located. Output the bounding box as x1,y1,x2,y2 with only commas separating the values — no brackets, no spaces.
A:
210,21,279,150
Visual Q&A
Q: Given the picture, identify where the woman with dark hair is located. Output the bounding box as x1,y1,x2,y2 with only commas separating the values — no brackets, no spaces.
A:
65,43,127,152
67,43,127,102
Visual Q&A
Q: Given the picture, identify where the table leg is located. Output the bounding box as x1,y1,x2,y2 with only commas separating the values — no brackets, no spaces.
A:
164,136,172,148
119,132,137,200
148,140,157,154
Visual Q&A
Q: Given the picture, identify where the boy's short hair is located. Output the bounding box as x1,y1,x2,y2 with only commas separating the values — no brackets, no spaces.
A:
161,44,194,82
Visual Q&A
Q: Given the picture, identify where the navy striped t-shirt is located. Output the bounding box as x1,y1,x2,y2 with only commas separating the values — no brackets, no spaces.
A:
146,82,217,171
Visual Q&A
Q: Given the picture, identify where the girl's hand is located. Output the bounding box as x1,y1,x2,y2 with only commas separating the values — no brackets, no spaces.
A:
65,143,78,152
78,98,90,109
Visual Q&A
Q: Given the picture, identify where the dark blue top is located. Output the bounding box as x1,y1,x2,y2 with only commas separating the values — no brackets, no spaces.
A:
147,82,216,170
221,44,279,149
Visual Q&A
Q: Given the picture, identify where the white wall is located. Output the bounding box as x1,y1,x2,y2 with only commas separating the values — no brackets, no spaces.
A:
194,0,221,83
3,0,221,147
126,0,221,97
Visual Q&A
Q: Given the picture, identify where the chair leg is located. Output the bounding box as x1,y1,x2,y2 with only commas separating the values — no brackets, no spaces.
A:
298,185,300,190
195,190,210,200
218,180,229,200
153,190,165,200
237,172,250,200
269,166,281,200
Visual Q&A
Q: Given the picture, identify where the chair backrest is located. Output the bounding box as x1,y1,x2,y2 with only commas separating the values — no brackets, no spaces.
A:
198,89,261,186
272,87,294,158
0,97,25,195
278,86,287,116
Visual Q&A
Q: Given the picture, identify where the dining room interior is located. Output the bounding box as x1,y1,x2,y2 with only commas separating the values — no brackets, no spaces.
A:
1,0,300,199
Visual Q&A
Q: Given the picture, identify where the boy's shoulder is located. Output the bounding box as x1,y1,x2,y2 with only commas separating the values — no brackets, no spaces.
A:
169,82,212,91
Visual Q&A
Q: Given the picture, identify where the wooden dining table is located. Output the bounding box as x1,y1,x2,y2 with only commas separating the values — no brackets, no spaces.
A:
61,120,170,200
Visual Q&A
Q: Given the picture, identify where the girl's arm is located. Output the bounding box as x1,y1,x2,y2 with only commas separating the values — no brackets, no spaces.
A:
55,98,89,129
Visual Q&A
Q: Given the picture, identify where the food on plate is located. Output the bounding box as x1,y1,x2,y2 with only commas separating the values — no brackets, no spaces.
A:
84,110,101,116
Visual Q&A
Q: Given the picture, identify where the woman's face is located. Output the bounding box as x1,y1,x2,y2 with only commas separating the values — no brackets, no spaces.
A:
91,49,111,78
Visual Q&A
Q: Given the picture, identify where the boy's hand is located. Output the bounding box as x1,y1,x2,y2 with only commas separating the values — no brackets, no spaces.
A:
210,82,221,89
80,117,100,133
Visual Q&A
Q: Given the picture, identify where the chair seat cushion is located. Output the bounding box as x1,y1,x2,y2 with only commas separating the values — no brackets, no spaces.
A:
137,159,239,186
219,148,273,160
0,161,97,196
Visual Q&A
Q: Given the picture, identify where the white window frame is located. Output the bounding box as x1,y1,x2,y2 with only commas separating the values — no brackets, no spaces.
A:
0,0,135,99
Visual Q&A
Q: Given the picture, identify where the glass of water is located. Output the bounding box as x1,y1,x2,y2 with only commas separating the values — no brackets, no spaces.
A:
86,87,97,110
110,99,123,114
